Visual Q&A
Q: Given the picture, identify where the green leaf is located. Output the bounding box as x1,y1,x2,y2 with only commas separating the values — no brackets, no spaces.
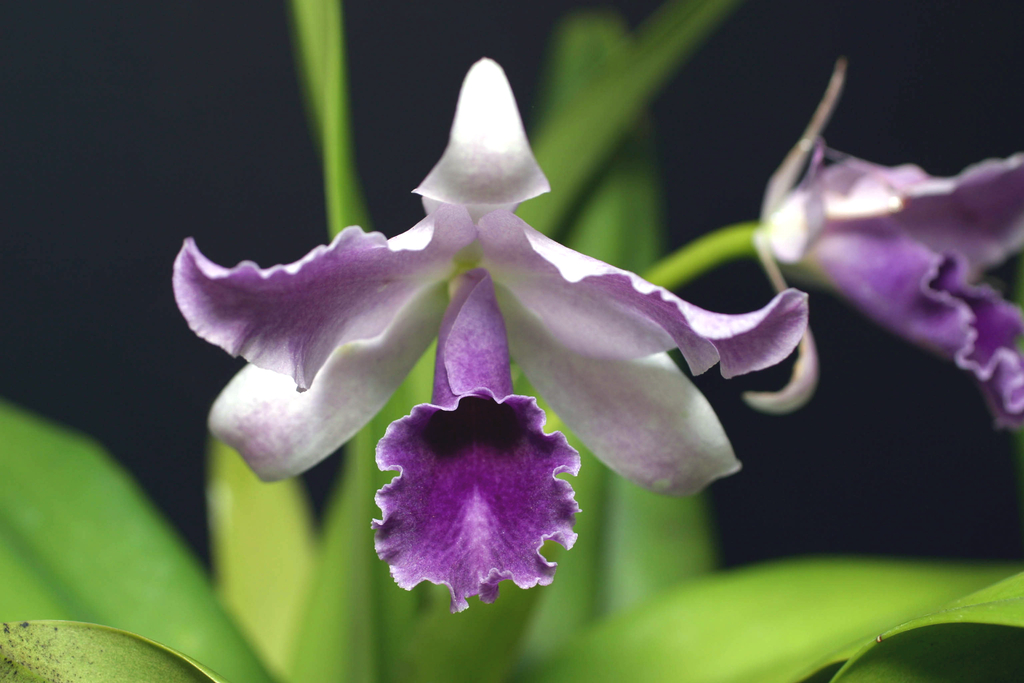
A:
287,0,369,236
207,439,317,679
600,480,716,613
519,0,745,237
532,10,630,123
830,568,1024,682
0,620,230,682
830,624,1024,682
0,399,274,683
287,345,434,683
525,557,1018,683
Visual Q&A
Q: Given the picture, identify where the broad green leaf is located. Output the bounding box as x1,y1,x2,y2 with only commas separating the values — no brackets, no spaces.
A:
600,480,716,614
519,0,745,237
0,621,229,682
0,529,75,622
827,624,1024,682
287,345,434,683
286,430,377,683
207,439,317,679
0,399,274,683
401,580,546,683
831,569,1024,682
287,0,369,236
526,557,1018,683
532,10,630,123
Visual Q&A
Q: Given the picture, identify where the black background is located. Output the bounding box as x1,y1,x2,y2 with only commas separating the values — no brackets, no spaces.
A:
2,0,1023,569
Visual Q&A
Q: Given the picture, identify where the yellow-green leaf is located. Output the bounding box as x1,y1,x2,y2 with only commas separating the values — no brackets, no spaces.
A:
208,439,317,679
0,621,231,683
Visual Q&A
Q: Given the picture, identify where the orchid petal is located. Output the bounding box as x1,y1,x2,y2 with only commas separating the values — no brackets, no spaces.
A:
499,288,739,495
893,153,1024,275
479,210,808,377
208,283,448,481
415,58,550,209
373,396,579,612
173,205,476,389
374,272,578,612
743,330,819,414
813,220,1024,427
776,153,1024,277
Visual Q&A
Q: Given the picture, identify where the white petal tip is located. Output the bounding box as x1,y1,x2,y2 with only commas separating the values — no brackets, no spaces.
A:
742,330,818,415
415,58,549,207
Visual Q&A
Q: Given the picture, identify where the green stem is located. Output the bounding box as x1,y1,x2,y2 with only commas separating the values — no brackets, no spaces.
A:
643,221,759,290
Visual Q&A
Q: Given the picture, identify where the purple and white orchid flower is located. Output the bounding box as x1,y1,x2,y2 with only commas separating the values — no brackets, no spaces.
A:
758,62,1024,426
173,58,809,610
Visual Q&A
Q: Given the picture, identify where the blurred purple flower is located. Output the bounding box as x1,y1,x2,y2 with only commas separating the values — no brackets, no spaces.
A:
765,139,1024,426
173,59,808,609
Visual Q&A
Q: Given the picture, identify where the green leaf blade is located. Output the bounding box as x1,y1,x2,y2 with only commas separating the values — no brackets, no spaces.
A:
207,439,317,680
0,399,274,683
287,0,369,236
526,557,1019,683
832,568,1024,682
0,621,232,683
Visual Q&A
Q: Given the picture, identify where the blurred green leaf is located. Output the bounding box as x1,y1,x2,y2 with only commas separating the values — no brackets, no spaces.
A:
520,0,745,237
287,346,434,683
600,479,716,614
0,400,274,683
830,569,1024,682
0,620,230,682
287,0,369,236
526,557,1018,683
207,439,317,679
533,10,630,123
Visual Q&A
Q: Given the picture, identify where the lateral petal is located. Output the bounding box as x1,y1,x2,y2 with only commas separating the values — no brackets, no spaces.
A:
812,219,1024,427
499,288,739,496
173,204,476,389
480,210,808,377
208,283,448,480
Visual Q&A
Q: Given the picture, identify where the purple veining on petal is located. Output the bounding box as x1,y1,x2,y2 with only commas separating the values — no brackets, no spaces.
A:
373,396,579,612
477,210,808,377
373,269,579,612
812,219,1024,427
172,204,477,390
208,283,448,481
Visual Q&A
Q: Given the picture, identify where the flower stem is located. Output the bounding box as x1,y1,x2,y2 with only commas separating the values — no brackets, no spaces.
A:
643,221,759,290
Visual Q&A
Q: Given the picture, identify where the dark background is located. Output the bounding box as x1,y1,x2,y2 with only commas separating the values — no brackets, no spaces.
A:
2,0,1023,568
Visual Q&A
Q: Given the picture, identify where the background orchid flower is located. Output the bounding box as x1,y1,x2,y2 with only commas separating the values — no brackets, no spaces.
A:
761,96,1024,426
173,59,809,565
